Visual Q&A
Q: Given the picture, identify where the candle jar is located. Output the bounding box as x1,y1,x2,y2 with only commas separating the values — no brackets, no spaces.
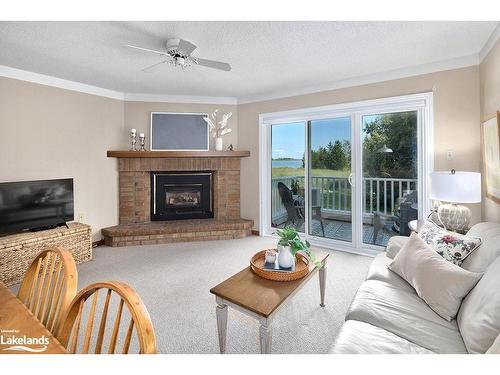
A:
139,134,146,151
130,130,137,151
265,249,277,264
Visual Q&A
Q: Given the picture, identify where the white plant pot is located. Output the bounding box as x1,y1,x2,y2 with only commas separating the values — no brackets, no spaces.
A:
277,245,295,268
215,137,223,151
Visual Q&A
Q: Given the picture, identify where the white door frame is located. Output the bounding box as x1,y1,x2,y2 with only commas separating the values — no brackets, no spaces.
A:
259,92,434,256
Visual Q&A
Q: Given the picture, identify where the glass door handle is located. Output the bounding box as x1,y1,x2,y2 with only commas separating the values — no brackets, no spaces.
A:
348,173,354,187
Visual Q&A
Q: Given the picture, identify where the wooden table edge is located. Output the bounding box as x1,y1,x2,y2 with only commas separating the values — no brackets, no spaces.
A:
0,283,67,354
210,252,329,318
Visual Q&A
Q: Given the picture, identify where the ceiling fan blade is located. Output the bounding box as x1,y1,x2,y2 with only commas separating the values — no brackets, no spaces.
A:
195,58,231,72
177,39,197,56
141,59,170,73
125,44,169,56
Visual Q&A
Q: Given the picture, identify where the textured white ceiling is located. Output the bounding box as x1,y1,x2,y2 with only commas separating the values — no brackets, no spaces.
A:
0,21,497,101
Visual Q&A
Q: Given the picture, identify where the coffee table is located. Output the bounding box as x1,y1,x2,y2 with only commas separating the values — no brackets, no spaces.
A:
209,251,329,354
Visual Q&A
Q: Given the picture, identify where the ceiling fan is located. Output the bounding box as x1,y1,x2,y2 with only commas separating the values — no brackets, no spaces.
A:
126,38,231,72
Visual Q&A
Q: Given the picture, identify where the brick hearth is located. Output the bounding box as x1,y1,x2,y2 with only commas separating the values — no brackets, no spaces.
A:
102,151,253,247
102,219,253,247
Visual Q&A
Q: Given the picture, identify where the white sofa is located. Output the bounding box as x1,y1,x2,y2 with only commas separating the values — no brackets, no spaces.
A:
331,222,500,354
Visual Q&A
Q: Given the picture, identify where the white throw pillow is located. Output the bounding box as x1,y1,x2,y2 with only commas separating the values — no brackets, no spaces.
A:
388,233,482,321
385,236,409,259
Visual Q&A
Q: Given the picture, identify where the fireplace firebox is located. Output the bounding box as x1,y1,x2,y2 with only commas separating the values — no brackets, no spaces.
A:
151,172,214,220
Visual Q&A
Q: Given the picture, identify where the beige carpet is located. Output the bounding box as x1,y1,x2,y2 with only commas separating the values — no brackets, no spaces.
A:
18,236,374,353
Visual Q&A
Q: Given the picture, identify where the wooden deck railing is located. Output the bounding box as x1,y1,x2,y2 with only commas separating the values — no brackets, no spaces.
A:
271,176,417,224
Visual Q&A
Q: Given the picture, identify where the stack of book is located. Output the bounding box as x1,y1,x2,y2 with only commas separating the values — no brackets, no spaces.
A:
262,260,295,273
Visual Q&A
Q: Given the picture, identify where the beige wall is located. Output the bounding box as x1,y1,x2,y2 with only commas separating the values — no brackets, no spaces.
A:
238,66,482,230
0,76,125,241
1,64,486,239
480,39,500,223
124,101,238,150
0,77,239,240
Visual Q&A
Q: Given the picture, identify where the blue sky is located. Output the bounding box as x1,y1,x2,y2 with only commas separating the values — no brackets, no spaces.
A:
271,117,351,159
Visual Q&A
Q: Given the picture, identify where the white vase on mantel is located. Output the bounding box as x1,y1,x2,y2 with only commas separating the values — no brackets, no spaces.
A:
215,137,223,151
277,244,295,268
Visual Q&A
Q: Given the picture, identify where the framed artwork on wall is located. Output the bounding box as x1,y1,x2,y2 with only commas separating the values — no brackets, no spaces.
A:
481,111,500,204
150,112,209,151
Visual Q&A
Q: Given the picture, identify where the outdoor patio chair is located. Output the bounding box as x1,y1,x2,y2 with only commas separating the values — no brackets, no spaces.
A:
394,190,418,236
277,182,324,236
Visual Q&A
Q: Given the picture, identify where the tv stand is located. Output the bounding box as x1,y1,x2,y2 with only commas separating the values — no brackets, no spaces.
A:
0,222,92,286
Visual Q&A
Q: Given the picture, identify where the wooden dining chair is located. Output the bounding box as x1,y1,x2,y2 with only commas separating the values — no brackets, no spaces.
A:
56,281,157,354
17,246,78,336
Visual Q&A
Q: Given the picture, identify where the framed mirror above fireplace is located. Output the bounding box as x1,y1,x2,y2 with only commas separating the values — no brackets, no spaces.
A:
151,171,214,221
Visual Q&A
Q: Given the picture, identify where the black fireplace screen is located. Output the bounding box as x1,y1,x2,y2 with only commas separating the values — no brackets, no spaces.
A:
151,172,213,220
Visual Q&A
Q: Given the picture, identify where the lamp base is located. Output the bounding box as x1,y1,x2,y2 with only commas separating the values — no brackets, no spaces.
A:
437,203,471,233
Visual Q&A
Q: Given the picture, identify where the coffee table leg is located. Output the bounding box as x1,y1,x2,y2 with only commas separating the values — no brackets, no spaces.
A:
319,259,327,307
216,300,228,354
259,321,272,354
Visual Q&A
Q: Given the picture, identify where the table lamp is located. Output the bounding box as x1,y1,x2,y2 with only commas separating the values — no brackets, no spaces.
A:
429,170,481,233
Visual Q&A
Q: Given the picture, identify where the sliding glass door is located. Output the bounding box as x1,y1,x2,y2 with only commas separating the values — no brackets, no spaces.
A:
361,111,419,246
271,122,306,233
261,93,432,254
308,118,352,243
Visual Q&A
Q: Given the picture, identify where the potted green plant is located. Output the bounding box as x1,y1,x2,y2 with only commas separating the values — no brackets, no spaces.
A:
275,227,322,269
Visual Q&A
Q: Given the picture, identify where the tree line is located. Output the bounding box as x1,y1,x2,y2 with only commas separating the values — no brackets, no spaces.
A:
300,112,417,178
302,140,351,170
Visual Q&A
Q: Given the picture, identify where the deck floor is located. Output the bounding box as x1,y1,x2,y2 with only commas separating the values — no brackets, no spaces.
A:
275,218,398,247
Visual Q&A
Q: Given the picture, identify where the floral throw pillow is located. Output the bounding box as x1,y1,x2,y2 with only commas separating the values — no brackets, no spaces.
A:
418,221,482,266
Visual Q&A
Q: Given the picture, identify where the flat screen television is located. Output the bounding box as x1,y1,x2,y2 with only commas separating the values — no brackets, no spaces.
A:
0,178,74,236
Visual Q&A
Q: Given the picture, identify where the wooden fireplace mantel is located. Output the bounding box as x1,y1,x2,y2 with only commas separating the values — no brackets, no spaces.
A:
107,150,250,158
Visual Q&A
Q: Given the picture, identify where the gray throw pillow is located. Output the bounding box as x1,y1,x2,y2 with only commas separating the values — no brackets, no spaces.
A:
389,233,482,321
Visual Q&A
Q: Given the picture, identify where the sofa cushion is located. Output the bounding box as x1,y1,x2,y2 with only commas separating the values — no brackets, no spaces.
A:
331,320,434,354
462,222,500,273
486,334,500,354
389,233,482,321
346,280,467,353
385,236,409,259
366,252,416,293
457,254,500,353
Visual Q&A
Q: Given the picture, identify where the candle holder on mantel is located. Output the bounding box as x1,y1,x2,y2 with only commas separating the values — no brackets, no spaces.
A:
139,133,146,151
130,129,137,151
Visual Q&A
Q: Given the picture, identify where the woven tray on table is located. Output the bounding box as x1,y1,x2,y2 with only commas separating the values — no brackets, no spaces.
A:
250,249,309,282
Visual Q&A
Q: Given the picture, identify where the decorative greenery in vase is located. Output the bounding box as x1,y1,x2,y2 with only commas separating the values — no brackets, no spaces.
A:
275,227,322,268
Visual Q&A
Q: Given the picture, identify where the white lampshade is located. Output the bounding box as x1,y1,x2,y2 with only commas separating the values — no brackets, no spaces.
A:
430,171,481,204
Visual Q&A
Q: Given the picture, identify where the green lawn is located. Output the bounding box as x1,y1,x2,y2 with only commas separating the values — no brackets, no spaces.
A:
271,167,350,178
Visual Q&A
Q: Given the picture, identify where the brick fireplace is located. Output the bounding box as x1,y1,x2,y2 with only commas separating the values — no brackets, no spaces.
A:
102,151,253,247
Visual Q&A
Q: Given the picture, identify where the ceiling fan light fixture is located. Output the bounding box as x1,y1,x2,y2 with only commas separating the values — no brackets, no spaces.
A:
127,38,231,72
166,38,180,52
172,56,194,69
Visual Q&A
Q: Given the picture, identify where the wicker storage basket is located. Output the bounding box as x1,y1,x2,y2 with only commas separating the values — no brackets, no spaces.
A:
0,223,92,286
250,249,309,281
